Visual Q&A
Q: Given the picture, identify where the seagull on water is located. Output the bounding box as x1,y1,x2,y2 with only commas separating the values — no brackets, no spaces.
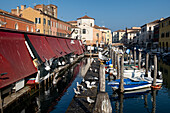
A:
73,88,80,95
87,97,95,104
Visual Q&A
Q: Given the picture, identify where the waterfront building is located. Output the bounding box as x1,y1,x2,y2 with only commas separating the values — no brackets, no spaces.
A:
68,15,112,45
139,19,162,49
152,24,159,51
159,16,170,52
112,30,125,43
123,27,141,46
11,4,71,37
0,9,35,32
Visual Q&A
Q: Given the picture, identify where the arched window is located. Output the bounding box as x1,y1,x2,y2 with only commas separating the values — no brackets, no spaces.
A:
15,23,18,30
26,26,29,31
31,27,33,32
83,29,86,34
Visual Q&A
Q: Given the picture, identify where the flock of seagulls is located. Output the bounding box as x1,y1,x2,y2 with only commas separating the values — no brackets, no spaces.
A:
73,66,98,104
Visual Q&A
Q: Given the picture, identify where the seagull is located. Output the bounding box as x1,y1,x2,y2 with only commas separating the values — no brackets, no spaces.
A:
93,77,98,80
94,69,97,73
94,60,96,63
87,97,95,104
98,51,108,61
81,85,87,91
89,67,93,71
43,57,51,71
73,88,80,95
85,81,92,89
77,82,83,87
91,81,96,86
82,78,85,82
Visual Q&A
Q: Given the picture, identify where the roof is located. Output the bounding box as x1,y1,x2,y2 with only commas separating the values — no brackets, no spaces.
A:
114,29,125,32
67,21,77,23
77,15,95,20
93,25,110,30
93,25,101,29
141,19,160,27
0,9,34,23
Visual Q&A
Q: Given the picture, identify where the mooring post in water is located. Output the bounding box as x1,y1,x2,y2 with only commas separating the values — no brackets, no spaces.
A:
129,49,132,65
153,55,157,86
93,64,112,113
152,90,156,113
117,53,120,79
112,50,115,69
119,54,124,93
134,47,136,66
99,64,105,92
0,90,3,113
145,53,149,77
144,95,148,108
119,93,124,113
138,49,142,70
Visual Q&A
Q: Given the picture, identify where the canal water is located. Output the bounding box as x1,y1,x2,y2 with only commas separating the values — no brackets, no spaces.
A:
106,59,170,113
14,58,170,113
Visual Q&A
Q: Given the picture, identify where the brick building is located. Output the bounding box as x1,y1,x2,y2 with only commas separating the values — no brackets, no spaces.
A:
0,9,35,32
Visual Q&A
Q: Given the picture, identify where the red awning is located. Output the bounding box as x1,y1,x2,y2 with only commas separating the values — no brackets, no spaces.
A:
0,31,37,88
65,39,78,54
27,34,56,62
57,38,73,54
46,37,66,57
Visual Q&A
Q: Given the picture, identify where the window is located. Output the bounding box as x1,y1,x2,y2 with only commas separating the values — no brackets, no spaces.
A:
166,32,169,37
161,33,165,38
162,23,164,28
15,23,18,30
56,23,58,28
79,23,80,26
149,35,151,39
83,29,86,34
53,22,55,27
90,23,92,27
48,20,50,26
51,21,52,27
31,27,33,32
35,18,41,24
149,27,151,31
26,26,29,31
43,18,46,25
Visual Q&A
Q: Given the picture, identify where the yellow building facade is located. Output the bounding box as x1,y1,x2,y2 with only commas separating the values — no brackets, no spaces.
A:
159,17,170,52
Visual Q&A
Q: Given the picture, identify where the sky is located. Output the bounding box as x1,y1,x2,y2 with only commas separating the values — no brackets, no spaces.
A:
0,0,170,31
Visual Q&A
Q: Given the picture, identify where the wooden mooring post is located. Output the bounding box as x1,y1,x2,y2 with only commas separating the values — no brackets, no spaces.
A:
134,47,136,66
112,51,115,69
153,55,157,86
129,50,132,65
93,64,112,113
119,54,124,93
138,49,142,70
117,53,120,79
145,53,149,77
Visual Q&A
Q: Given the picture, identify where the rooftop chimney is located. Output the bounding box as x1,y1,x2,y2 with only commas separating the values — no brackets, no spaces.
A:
54,8,57,18
21,5,26,10
17,6,20,15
